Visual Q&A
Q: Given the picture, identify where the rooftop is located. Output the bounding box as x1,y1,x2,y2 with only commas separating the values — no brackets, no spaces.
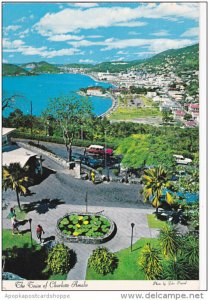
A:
3,147,37,168
2,127,16,136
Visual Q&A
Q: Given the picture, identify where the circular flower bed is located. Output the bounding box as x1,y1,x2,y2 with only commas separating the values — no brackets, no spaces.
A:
57,212,115,244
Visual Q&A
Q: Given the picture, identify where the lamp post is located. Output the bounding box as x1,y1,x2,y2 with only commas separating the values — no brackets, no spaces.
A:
28,218,33,247
104,130,110,181
30,100,33,135
131,223,135,252
85,191,88,213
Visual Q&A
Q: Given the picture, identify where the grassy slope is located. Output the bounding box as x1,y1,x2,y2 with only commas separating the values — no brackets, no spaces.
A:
147,214,166,229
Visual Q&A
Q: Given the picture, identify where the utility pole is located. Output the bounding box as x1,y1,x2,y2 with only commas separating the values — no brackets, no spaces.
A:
30,101,33,135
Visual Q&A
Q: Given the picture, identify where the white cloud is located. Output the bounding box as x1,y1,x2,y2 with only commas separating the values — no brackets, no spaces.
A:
117,51,128,55
48,34,84,41
114,57,125,61
134,51,157,57
4,25,21,35
101,38,196,53
3,58,8,63
43,48,81,58
152,30,170,37
34,3,199,36
181,27,199,37
3,37,82,58
87,35,103,39
116,21,147,27
29,14,34,20
68,37,195,53
17,29,29,38
3,38,25,48
73,3,98,8
128,31,141,36
79,59,94,63
17,16,27,23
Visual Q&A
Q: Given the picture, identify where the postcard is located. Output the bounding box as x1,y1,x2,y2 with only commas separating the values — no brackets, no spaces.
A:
1,0,208,298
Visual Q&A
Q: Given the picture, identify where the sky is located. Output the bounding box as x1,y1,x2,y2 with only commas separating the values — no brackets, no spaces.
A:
2,2,199,64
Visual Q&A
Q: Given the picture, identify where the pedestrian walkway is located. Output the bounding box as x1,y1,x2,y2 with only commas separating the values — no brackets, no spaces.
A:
2,202,158,280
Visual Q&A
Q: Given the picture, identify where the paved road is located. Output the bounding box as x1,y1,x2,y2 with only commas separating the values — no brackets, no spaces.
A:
13,138,87,160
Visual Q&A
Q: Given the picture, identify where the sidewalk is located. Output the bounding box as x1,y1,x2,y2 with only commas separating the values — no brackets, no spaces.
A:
3,202,158,280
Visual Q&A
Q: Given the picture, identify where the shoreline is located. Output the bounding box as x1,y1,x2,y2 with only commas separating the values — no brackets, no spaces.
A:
79,72,119,118
3,71,119,119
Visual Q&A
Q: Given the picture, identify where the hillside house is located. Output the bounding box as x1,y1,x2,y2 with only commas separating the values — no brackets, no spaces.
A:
188,103,199,113
2,128,16,150
173,110,186,120
184,120,197,128
86,87,103,96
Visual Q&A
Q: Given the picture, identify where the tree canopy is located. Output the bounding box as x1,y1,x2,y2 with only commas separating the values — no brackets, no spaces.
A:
44,95,93,161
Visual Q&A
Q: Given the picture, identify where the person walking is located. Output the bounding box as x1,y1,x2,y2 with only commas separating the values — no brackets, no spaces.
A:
11,215,20,235
9,207,16,219
36,224,45,244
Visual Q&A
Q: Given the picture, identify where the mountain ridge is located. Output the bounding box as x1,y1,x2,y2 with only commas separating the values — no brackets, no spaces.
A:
3,43,199,76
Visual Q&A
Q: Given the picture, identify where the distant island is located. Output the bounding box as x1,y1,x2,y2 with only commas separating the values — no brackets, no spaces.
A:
3,43,199,77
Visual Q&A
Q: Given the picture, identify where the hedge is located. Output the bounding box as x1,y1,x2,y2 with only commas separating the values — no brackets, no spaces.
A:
12,131,118,149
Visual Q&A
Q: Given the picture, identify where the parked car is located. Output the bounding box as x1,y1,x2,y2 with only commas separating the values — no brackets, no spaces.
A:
86,145,113,156
82,156,102,169
173,154,192,165
71,153,83,161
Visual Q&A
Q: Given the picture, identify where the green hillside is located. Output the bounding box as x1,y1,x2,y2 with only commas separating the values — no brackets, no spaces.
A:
134,44,199,74
62,63,94,69
31,61,60,73
91,60,142,73
3,63,31,76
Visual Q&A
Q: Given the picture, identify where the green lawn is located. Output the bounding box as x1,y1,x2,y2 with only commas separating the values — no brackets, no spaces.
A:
2,229,67,280
2,229,35,250
141,96,156,107
108,107,162,120
86,238,158,280
147,214,167,229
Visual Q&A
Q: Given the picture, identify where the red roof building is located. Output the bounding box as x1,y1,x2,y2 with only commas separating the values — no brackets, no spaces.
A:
188,103,199,112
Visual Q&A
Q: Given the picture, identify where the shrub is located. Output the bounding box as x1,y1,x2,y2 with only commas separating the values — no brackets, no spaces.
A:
162,255,195,280
112,168,119,176
138,243,162,280
88,247,118,275
46,243,71,275
13,131,118,149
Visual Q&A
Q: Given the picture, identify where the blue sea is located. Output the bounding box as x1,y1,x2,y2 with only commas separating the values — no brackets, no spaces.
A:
2,73,113,117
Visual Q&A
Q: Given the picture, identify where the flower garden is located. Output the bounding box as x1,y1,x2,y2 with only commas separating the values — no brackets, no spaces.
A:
57,213,115,243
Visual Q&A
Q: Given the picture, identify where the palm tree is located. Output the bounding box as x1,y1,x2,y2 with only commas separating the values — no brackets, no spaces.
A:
181,233,199,265
159,224,181,258
142,166,173,213
162,255,191,280
138,243,162,280
3,163,29,210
